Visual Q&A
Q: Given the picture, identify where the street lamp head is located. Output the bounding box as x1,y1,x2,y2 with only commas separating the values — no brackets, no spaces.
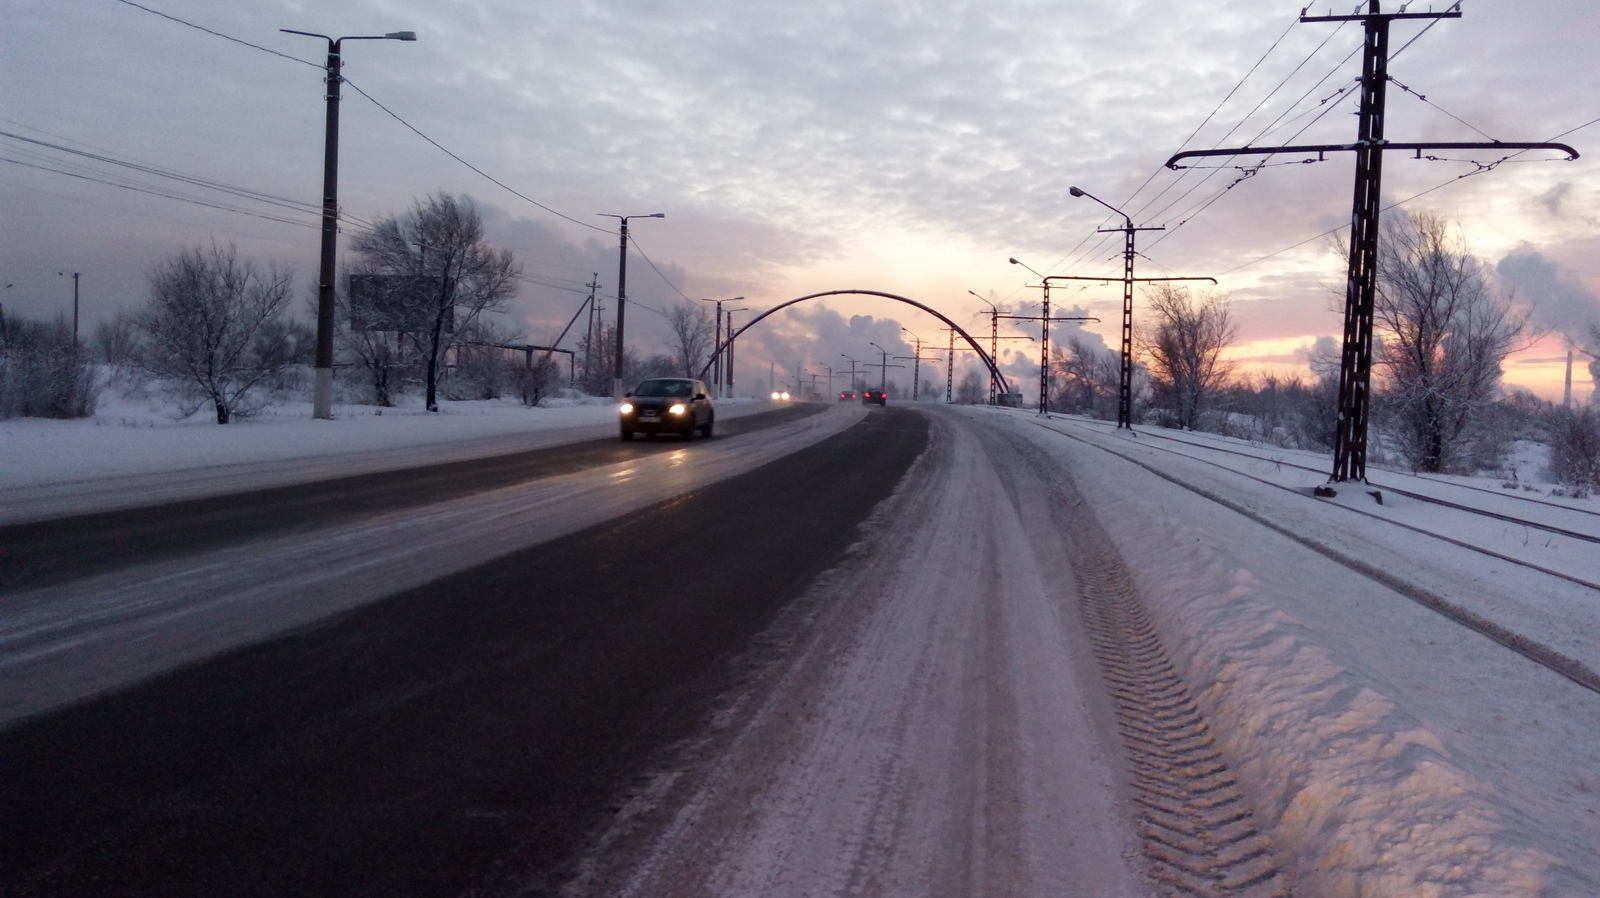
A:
1069,186,1085,197
385,31,417,40
1008,257,1020,265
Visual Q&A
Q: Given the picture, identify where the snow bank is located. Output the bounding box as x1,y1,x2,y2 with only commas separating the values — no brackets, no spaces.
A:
972,408,1597,898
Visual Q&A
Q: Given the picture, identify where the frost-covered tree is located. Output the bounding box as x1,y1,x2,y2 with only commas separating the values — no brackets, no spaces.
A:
135,242,298,423
1372,212,1529,473
0,314,97,419
666,300,714,377
955,369,985,404
351,193,519,411
1052,336,1121,419
1545,405,1600,496
1139,285,1237,429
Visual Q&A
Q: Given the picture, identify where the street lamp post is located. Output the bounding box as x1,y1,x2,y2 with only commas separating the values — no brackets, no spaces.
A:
1009,258,1055,414
968,289,999,405
1068,186,1213,429
57,271,79,342
1009,258,1102,415
724,306,748,396
900,327,925,401
869,341,889,393
700,295,743,397
598,212,664,400
282,28,415,420
840,354,859,392
1069,186,1160,429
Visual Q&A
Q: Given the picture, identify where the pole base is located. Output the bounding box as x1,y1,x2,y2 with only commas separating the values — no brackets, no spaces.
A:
313,367,335,420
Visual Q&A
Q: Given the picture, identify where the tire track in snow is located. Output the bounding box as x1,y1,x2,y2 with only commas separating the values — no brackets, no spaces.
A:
994,428,1290,898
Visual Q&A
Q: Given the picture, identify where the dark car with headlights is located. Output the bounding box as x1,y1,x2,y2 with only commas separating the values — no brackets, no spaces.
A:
620,377,715,440
862,389,887,406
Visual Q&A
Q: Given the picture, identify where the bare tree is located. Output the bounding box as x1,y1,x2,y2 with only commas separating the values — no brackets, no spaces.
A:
1372,212,1530,472
135,242,297,423
1052,335,1121,419
1139,284,1237,430
335,269,421,407
351,193,519,411
955,369,985,404
666,301,714,378
91,311,140,371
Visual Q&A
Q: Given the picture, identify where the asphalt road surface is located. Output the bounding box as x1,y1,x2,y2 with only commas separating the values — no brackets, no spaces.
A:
1,405,928,897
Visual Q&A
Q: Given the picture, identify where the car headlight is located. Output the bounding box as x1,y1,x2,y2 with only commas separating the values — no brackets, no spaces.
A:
619,403,634,414
781,391,790,400
669,403,687,415
771,391,781,400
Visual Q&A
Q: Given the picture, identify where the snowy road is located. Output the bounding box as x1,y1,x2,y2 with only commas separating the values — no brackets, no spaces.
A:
2,404,927,897
5,400,1598,897
0,403,862,726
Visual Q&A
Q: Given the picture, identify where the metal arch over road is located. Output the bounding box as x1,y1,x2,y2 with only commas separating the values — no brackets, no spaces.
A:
699,289,1011,397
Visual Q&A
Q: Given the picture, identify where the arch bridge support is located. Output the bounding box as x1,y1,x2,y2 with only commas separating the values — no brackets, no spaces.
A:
698,289,1011,399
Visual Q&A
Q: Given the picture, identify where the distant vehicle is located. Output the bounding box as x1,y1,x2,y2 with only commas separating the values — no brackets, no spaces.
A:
620,377,714,440
770,390,792,401
838,390,859,402
862,390,887,406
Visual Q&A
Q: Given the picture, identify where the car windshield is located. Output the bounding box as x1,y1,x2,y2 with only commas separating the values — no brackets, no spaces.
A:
635,379,693,398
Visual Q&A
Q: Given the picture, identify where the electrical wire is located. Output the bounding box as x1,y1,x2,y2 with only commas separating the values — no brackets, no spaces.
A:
341,79,611,235
110,0,610,235
111,0,321,68
622,233,690,316
2,157,320,229
1,129,322,217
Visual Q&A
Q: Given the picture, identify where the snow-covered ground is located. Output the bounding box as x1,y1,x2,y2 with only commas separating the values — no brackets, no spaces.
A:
5,395,1598,895
978,407,1600,896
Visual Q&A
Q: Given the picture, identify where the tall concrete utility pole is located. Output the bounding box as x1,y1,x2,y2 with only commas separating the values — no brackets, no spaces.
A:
598,212,664,399
282,28,415,420
1166,1,1577,482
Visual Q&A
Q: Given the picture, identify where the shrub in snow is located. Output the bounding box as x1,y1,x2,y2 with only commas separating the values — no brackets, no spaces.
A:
1544,406,1600,496
134,241,303,424
0,314,98,419
513,353,560,407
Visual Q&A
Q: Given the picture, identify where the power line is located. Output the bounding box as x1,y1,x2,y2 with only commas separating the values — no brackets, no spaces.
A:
341,78,610,234
1,129,321,216
1039,16,1360,289
1212,110,1598,278
110,0,608,235
621,233,690,314
111,0,320,68
2,157,320,229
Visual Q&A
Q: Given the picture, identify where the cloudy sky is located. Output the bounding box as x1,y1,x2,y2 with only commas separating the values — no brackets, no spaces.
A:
4,0,1597,398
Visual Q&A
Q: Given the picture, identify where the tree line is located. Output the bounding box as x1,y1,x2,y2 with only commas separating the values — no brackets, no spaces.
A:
2,192,728,423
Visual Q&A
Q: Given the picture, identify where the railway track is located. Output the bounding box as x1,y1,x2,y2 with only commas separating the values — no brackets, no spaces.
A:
1058,415,1600,533
1023,415,1600,698
1035,415,1600,591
